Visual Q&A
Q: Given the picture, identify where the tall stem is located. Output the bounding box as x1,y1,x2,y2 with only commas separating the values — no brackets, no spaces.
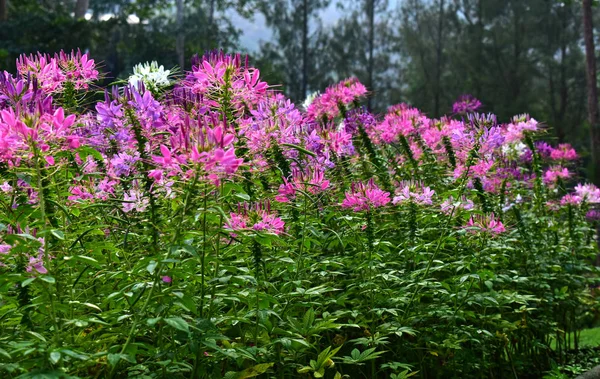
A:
32,142,60,340
200,186,208,317
296,194,309,280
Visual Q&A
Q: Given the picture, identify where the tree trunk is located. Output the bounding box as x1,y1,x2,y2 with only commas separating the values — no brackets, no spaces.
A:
558,8,568,141
206,0,215,50
176,0,185,69
74,0,89,19
367,0,375,110
475,0,483,97
302,0,308,100
433,0,445,117
0,0,6,22
583,0,600,185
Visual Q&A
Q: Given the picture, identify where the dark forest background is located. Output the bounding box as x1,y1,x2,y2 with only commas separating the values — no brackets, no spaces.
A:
1,0,599,180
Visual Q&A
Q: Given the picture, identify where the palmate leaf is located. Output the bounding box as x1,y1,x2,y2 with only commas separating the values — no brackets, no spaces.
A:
341,347,386,365
298,345,341,378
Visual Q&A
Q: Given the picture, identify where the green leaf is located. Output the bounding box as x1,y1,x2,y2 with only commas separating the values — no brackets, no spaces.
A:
234,192,250,201
0,348,11,359
40,276,56,284
49,351,61,364
83,303,102,312
147,317,162,326
146,260,157,274
69,255,101,268
50,230,65,240
224,363,274,379
107,353,121,367
60,349,88,360
165,317,189,333
26,331,47,342
22,277,36,287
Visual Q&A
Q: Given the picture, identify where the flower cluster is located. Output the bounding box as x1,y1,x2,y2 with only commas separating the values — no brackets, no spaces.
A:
342,179,391,212
16,50,98,92
465,214,506,235
225,202,285,235
129,61,172,91
452,94,482,114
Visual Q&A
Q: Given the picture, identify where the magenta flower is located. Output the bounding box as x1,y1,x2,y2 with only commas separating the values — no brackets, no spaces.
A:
452,95,482,114
465,214,506,235
503,114,539,143
275,166,330,203
341,179,391,212
183,51,268,116
550,143,578,161
224,202,285,235
586,210,600,221
16,50,98,92
543,166,571,185
307,77,367,121
560,194,582,206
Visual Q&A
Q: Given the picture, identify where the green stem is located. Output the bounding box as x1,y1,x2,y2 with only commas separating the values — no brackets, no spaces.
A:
296,194,309,280
200,186,208,317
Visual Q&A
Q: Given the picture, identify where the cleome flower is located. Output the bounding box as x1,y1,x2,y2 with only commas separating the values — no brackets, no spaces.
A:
341,178,391,212
452,94,482,114
392,181,435,206
465,213,506,235
128,61,172,91
16,50,98,92
224,201,285,236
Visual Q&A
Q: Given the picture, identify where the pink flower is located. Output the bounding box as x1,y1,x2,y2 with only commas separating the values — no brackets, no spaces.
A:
440,196,474,215
452,95,482,114
342,179,391,212
550,144,578,161
307,77,367,121
543,166,571,185
224,202,285,236
574,183,600,203
27,253,48,275
0,182,12,193
16,50,98,93
275,166,330,203
393,181,435,206
0,243,11,254
465,214,506,235
122,185,149,213
503,115,539,143
560,194,582,206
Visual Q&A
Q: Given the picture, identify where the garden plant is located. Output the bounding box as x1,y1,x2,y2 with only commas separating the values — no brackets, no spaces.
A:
0,50,598,378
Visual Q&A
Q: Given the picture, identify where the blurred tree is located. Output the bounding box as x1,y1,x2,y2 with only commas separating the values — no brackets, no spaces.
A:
583,0,600,184
75,0,90,18
257,0,330,102
176,0,185,68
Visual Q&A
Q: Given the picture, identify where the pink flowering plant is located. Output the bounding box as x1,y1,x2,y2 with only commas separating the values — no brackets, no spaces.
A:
0,52,596,379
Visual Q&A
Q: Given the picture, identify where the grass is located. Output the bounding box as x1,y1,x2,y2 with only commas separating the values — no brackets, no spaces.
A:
551,327,600,350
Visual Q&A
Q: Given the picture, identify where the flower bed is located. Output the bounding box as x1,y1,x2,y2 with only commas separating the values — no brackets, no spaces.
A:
0,50,598,378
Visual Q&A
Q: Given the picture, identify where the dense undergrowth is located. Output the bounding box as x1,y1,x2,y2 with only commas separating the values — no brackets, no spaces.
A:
0,51,599,378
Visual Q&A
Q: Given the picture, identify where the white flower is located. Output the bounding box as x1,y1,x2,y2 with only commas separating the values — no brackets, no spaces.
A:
302,91,320,111
128,61,171,90
501,141,527,156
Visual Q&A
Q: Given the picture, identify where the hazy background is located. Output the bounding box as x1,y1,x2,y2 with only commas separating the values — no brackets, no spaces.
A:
0,0,595,173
